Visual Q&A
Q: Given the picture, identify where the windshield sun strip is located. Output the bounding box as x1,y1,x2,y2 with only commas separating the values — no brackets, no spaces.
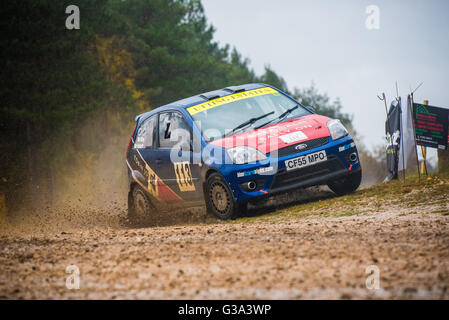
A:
186,87,278,115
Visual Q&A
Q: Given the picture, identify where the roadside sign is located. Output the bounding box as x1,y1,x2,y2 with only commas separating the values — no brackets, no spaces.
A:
413,103,449,150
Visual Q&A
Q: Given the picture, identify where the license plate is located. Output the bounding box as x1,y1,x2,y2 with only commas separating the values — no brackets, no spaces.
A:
285,150,327,171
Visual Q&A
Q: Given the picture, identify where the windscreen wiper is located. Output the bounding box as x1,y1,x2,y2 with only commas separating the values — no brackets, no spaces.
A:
226,111,275,136
255,105,299,129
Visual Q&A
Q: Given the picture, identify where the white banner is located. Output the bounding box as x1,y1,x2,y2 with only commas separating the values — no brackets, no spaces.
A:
398,96,417,172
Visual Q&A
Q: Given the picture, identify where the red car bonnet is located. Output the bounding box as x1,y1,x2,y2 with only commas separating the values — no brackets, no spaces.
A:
209,114,332,154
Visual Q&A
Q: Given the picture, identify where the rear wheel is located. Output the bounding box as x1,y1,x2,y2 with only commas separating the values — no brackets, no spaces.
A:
327,169,362,196
205,173,246,220
128,185,153,224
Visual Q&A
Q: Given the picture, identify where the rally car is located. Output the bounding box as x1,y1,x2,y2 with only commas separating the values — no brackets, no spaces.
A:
126,83,361,221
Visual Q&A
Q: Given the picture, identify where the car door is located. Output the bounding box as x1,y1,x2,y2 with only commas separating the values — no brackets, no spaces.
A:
154,111,203,202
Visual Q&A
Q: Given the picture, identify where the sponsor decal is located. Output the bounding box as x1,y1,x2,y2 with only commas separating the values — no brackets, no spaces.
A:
174,161,195,192
186,87,278,115
279,131,308,144
134,136,145,148
133,154,147,179
127,150,181,202
145,162,159,197
237,166,274,178
133,150,159,198
338,142,355,152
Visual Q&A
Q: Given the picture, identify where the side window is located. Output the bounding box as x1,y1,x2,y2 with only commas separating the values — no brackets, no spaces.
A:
158,112,191,149
134,115,156,149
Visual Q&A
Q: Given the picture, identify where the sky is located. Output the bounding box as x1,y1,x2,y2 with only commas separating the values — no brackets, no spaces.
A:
202,0,449,158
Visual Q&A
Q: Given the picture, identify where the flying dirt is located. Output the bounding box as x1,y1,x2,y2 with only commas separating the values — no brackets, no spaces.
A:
0,178,448,299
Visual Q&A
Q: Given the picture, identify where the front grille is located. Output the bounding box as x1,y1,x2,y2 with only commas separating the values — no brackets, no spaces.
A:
272,137,329,157
271,156,344,190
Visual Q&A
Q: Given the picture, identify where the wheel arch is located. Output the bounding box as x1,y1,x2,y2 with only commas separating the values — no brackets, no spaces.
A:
128,182,138,207
201,166,220,194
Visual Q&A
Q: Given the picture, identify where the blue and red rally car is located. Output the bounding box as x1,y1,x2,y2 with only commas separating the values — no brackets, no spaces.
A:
126,84,361,220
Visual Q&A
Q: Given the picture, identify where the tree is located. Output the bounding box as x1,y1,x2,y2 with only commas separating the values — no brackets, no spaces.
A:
292,83,354,131
0,1,131,208
259,65,289,93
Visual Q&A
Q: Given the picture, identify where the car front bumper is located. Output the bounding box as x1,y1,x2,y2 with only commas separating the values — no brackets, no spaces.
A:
216,135,361,203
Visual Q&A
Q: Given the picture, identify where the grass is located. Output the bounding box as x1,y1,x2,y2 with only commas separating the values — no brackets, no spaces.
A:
229,174,449,224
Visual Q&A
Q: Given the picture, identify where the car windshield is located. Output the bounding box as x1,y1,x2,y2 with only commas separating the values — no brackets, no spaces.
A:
189,88,310,141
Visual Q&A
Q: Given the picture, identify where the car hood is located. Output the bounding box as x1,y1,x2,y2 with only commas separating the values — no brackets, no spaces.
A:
209,114,332,154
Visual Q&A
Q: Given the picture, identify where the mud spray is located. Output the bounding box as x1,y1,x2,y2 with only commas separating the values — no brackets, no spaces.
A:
0,110,218,236
0,110,384,237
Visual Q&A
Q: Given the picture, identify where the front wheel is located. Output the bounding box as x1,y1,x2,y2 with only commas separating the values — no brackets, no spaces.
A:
205,173,246,220
327,169,362,196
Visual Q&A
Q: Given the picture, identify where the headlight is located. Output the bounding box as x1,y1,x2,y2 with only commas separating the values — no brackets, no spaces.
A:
227,146,267,164
327,119,348,140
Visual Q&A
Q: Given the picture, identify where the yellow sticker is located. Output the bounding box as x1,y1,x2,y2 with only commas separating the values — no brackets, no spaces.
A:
174,162,196,192
186,87,278,115
145,162,159,198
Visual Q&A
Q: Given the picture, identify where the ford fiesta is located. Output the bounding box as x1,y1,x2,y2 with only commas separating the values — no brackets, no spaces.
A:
126,83,361,221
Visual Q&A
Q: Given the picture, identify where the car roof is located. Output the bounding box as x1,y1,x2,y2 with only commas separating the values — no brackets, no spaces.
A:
135,83,269,122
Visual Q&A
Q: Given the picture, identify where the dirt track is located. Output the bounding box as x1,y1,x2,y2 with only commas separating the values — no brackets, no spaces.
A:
1,181,448,299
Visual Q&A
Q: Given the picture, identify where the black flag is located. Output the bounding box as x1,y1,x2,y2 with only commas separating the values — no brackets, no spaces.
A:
384,99,402,181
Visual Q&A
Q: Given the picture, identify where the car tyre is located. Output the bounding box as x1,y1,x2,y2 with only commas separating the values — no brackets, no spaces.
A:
327,169,362,196
128,184,153,224
205,173,245,220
